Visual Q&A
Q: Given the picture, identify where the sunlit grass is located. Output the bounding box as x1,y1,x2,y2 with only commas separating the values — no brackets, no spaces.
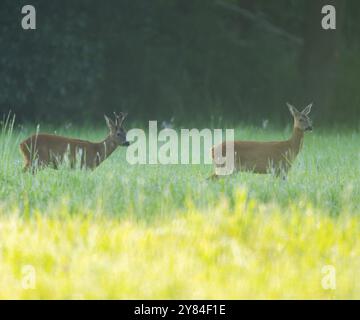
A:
1,120,360,299
1,191,359,299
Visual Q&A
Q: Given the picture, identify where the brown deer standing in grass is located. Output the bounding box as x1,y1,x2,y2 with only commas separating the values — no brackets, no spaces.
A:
20,112,129,173
210,103,313,179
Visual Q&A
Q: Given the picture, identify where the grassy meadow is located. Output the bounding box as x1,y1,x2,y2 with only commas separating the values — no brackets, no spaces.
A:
1,117,360,299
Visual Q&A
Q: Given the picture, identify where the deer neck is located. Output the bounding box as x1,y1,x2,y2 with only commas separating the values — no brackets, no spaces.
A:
96,136,118,164
288,126,304,157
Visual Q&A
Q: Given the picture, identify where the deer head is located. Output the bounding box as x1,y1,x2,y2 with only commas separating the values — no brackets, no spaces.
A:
287,103,313,132
104,112,130,146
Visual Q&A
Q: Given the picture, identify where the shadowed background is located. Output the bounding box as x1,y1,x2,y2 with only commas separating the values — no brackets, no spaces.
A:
0,0,359,125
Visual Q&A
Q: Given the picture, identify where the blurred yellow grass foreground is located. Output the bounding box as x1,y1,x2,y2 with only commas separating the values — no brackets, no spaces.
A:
0,189,359,299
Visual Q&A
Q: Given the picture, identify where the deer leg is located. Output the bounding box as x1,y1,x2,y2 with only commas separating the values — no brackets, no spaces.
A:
22,162,30,173
275,167,288,181
23,163,37,174
22,157,38,174
52,160,58,170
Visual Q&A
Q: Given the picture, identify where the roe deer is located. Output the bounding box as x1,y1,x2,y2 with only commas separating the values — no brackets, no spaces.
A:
20,112,129,173
210,103,313,179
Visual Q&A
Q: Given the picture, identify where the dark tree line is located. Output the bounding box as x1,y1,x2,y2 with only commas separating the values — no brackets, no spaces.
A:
0,0,359,125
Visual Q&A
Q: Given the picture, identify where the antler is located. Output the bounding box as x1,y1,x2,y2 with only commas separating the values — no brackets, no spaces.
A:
113,112,119,126
113,112,128,126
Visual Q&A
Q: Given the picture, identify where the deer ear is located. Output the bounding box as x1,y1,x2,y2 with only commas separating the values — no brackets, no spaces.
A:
286,103,299,117
104,115,115,131
301,103,313,116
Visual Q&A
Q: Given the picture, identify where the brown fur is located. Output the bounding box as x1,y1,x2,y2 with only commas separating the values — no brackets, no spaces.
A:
210,103,313,178
20,113,129,173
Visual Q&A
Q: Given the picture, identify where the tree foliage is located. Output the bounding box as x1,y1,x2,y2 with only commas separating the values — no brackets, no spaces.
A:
0,0,359,125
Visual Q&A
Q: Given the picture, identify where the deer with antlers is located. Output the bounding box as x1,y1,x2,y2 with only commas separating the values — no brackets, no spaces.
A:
20,112,129,173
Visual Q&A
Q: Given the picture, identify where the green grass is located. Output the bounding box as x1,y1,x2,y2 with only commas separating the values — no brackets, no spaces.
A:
1,119,360,299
